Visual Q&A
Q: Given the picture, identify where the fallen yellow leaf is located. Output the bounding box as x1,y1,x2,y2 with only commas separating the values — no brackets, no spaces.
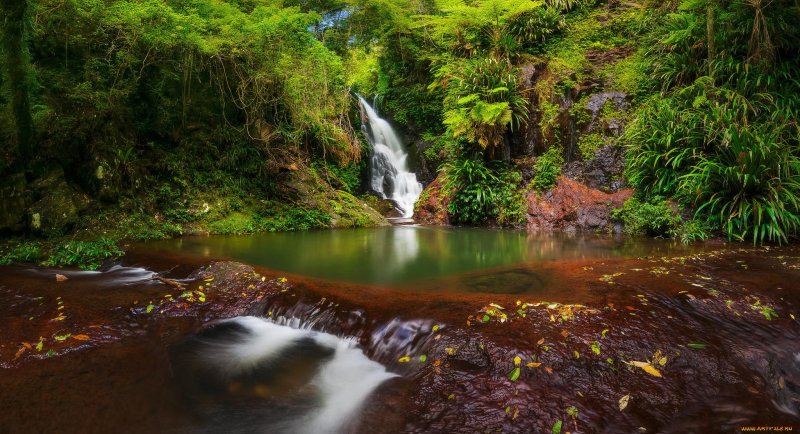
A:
629,361,662,377
526,362,542,368
513,356,521,366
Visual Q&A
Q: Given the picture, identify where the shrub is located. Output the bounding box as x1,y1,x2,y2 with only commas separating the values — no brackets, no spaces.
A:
531,146,564,192
611,198,681,237
42,238,124,270
0,242,42,265
680,123,800,244
497,170,528,227
441,157,502,224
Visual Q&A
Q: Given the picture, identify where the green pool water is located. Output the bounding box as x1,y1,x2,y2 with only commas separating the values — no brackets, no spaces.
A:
138,226,705,289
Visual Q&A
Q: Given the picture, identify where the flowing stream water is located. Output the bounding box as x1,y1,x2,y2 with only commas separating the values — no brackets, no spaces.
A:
360,97,422,218
1,231,799,433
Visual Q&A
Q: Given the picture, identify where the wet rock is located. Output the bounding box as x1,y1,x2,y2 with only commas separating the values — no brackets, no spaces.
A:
563,143,626,192
273,157,388,228
27,169,92,237
0,173,30,233
527,176,632,233
363,196,403,218
413,176,450,226
448,337,490,369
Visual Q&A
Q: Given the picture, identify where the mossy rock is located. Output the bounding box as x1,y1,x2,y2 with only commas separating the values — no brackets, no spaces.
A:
27,174,92,237
329,191,388,228
276,163,388,228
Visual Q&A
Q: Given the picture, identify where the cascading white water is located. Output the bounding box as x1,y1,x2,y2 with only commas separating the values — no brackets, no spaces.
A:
359,97,423,218
177,316,397,434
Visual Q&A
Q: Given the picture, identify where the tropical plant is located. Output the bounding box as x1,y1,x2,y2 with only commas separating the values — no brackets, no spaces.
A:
680,122,800,243
440,156,502,224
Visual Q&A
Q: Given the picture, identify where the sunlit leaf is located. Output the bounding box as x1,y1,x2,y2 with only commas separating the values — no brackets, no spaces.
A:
508,367,521,382
566,406,578,417
398,356,411,363
629,361,662,377
619,394,631,411
591,341,600,355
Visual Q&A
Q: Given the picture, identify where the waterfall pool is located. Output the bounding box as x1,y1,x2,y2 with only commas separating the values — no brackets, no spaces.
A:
133,226,711,293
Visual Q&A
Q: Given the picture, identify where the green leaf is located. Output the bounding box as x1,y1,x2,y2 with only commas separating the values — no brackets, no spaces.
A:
687,342,707,349
552,419,563,434
419,355,428,363
591,341,601,355
508,367,521,382
146,304,155,313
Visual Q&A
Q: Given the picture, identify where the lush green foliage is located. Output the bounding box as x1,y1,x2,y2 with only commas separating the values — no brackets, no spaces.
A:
41,238,124,270
441,157,502,224
531,146,564,192
611,198,681,237
0,242,41,265
440,156,524,225
625,0,800,243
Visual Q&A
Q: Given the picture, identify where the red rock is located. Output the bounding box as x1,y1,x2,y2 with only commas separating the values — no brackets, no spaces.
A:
527,176,632,232
413,176,450,226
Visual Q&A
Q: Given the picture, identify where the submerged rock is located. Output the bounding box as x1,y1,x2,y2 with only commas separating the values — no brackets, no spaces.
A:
527,176,632,233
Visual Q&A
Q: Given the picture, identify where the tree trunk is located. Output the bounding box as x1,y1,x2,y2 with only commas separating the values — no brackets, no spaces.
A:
0,0,33,169
706,0,715,78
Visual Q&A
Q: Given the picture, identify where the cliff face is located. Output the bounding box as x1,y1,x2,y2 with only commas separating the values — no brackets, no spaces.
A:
414,4,643,232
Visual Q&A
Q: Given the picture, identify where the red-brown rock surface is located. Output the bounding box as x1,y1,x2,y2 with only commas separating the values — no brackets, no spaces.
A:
527,176,632,232
413,176,450,225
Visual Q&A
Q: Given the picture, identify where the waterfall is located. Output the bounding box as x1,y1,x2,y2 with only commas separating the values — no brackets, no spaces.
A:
359,97,422,219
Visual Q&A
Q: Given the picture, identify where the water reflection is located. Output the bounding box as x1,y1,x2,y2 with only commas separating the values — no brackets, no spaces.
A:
139,227,708,289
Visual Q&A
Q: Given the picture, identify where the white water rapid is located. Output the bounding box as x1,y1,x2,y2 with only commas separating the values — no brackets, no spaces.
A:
176,316,397,434
359,97,422,218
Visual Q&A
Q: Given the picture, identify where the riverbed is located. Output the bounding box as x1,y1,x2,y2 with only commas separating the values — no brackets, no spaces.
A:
1,228,799,433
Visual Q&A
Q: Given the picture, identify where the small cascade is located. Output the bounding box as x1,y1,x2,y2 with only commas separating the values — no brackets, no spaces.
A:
173,316,398,434
359,97,422,218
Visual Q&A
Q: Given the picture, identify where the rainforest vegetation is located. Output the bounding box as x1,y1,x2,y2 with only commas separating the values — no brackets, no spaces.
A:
1,0,799,266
